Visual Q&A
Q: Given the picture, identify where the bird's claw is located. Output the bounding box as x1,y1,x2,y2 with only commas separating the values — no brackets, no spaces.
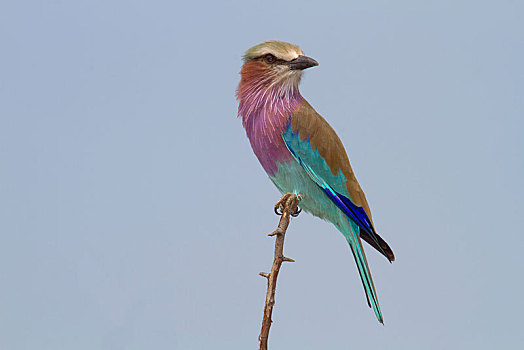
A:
273,193,301,216
291,207,302,217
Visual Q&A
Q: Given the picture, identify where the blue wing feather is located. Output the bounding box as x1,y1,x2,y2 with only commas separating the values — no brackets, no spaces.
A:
282,124,387,257
282,123,386,323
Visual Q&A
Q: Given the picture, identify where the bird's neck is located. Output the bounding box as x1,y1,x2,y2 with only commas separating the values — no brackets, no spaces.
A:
236,63,304,175
236,64,304,133
237,84,302,122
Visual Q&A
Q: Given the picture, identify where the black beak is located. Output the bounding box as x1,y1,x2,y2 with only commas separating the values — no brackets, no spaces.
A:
288,55,319,70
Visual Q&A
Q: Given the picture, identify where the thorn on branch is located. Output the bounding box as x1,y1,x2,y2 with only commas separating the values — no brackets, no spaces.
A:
282,257,295,263
268,228,283,237
259,272,270,278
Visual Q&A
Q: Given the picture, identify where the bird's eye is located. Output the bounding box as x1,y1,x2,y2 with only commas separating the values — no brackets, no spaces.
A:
264,54,276,63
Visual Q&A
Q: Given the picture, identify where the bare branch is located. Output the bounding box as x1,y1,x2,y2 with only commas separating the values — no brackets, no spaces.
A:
258,193,300,350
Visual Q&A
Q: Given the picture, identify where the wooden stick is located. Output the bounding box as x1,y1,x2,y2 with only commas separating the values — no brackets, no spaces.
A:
258,193,301,350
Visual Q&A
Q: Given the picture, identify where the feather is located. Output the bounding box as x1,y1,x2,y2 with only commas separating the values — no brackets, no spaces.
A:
281,128,385,322
284,104,395,261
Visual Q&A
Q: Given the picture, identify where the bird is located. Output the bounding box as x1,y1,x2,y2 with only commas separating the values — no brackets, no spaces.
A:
236,41,394,323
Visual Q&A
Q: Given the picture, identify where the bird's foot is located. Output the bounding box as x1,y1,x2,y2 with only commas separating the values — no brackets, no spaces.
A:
274,193,302,217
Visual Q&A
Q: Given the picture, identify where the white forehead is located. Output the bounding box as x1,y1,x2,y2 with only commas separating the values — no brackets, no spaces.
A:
245,41,304,62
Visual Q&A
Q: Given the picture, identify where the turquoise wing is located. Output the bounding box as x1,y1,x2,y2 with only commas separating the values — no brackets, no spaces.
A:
282,121,385,323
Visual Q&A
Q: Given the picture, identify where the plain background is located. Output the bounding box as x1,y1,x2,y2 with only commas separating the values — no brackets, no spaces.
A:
1,1,523,349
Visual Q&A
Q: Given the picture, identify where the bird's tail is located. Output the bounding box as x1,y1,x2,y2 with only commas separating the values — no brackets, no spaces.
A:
338,220,384,324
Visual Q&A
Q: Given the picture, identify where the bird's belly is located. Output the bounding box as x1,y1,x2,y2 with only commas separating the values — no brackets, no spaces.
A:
269,160,341,223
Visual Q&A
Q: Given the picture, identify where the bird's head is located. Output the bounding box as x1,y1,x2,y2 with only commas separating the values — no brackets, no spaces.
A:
238,41,318,97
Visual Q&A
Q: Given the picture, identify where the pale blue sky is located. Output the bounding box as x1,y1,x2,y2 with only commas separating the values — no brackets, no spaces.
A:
1,1,523,349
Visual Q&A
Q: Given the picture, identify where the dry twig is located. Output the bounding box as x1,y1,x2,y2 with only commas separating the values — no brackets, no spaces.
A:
258,193,301,350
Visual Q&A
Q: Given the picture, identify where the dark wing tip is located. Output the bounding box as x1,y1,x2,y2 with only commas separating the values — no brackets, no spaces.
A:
360,232,395,262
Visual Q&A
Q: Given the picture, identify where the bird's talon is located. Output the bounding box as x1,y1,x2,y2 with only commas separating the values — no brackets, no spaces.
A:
274,193,301,216
291,207,302,217
274,205,284,216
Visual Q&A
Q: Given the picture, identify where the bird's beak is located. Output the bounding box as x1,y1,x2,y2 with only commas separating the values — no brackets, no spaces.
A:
288,55,319,70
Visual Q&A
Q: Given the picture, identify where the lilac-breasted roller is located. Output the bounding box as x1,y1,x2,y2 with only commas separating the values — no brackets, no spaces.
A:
236,41,394,323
